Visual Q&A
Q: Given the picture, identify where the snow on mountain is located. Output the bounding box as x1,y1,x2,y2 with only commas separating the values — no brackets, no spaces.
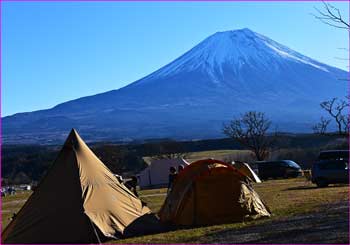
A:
137,28,330,83
3,28,348,144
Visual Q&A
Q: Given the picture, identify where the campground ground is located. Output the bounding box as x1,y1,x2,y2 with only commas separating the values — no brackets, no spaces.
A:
2,178,348,243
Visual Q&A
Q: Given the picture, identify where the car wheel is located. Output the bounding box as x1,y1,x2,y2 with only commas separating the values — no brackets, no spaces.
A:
315,178,328,188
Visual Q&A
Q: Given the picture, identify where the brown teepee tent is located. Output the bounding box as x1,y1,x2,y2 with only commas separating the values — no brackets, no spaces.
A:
2,129,151,243
158,159,270,226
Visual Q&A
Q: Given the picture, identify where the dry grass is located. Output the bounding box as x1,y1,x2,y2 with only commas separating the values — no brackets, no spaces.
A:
185,149,254,163
143,149,254,165
117,178,349,243
1,191,32,230
253,178,348,217
2,178,348,243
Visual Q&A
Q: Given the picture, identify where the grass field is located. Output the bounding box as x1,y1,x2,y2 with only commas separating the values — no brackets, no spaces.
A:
2,178,348,243
116,178,349,243
144,149,254,165
2,191,31,230
185,149,253,163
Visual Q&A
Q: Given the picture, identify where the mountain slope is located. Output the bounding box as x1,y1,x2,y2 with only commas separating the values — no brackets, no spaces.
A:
3,28,347,144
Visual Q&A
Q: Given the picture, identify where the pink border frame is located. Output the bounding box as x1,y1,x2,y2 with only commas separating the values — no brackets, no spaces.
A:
0,0,349,244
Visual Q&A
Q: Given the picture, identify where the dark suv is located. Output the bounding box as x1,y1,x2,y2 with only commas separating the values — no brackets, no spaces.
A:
256,160,302,180
311,150,349,187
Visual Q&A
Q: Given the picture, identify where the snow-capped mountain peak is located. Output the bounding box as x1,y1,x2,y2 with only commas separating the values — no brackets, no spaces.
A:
3,28,347,144
143,28,329,81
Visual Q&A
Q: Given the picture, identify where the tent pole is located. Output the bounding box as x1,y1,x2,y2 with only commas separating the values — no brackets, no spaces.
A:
89,218,102,244
193,182,197,226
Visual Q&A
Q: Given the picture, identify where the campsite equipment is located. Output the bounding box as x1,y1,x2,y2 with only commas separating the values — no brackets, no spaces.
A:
138,158,190,189
302,170,312,181
158,159,271,226
2,129,151,243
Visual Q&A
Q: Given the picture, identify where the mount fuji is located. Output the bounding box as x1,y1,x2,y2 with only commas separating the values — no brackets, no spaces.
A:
3,28,347,144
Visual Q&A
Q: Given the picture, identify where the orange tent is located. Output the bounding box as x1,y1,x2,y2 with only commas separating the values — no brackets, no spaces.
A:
159,159,270,226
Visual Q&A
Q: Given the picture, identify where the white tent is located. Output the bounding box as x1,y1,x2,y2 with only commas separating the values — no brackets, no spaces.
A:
232,161,262,183
138,158,190,189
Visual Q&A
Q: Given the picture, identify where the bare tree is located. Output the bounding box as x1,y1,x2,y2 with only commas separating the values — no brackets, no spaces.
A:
340,114,350,134
313,2,349,135
223,111,272,161
320,97,348,134
313,1,349,81
312,116,331,134
313,2,349,30
313,3,349,136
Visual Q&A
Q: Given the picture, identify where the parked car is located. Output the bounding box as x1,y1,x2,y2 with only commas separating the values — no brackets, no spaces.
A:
256,160,302,180
311,150,349,187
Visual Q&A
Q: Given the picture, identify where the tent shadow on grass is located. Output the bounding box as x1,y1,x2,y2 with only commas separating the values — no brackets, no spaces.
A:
123,213,272,240
123,213,175,238
194,201,348,244
284,184,348,191
283,186,319,191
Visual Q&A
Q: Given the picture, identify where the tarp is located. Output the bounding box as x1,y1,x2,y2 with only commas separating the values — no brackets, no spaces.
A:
2,129,151,244
138,158,190,188
158,159,270,226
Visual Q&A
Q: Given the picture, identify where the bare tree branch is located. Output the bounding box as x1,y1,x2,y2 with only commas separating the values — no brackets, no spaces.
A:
313,2,350,30
313,2,349,81
312,116,331,135
320,97,349,134
223,111,272,161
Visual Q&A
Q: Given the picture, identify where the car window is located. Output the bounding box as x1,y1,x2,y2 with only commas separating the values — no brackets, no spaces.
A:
318,160,347,170
259,162,276,169
276,161,287,167
284,160,300,168
259,163,271,169
319,151,349,161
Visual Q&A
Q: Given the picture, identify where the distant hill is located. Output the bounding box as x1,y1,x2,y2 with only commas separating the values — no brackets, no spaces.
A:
2,134,348,185
3,28,347,144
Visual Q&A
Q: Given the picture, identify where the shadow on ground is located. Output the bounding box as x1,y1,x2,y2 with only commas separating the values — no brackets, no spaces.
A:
123,214,175,238
284,184,349,191
118,200,349,243
195,201,349,244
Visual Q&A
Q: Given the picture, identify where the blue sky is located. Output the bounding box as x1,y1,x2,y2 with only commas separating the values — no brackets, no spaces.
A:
2,1,349,117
